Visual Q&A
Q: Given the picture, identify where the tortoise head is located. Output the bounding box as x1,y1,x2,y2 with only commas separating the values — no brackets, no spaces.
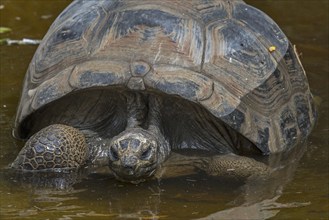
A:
108,128,161,183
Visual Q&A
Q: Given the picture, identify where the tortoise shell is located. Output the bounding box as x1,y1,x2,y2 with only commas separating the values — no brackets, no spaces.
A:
13,0,316,154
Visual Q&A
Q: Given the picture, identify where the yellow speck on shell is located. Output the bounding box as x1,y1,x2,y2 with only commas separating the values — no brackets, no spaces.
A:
269,46,276,52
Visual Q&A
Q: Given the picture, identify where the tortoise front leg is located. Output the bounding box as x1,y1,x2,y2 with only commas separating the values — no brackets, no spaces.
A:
198,154,271,180
11,124,88,170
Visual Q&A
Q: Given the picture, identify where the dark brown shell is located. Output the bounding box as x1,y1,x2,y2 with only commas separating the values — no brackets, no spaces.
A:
14,0,316,154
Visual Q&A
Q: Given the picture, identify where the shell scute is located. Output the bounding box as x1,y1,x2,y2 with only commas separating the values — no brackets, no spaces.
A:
204,20,277,97
96,9,204,70
256,127,270,155
31,68,72,110
198,2,228,23
232,3,288,61
35,9,98,74
69,61,131,89
279,107,298,147
294,94,311,136
115,9,181,37
219,23,273,78
200,83,240,118
145,66,213,102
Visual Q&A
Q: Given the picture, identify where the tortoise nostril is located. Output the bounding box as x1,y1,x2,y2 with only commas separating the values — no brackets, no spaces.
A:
123,164,136,175
124,164,135,171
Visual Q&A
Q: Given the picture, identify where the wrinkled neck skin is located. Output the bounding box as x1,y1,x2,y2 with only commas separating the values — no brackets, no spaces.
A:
85,93,170,175
144,125,170,165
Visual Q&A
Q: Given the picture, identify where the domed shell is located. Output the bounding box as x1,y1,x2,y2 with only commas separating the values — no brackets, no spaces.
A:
14,0,316,154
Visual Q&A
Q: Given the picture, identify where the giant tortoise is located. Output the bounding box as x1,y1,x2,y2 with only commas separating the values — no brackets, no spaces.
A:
11,0,316,183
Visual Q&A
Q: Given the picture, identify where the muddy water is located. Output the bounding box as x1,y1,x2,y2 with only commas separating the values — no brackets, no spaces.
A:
0,1,328,219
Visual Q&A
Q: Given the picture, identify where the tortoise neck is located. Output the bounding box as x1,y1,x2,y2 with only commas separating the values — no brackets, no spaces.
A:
146,125,171,164
127,93,170,162
125,92,163,131
126,92,147,128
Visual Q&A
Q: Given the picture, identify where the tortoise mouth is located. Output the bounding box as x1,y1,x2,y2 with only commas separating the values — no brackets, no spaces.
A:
109,163,158,183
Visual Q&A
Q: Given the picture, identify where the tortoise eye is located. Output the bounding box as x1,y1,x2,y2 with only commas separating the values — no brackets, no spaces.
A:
140,146,152,160
110,145,119,161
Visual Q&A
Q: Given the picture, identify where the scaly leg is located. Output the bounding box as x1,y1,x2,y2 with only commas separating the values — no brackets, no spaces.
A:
11,124,88,170
198,154,271,180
